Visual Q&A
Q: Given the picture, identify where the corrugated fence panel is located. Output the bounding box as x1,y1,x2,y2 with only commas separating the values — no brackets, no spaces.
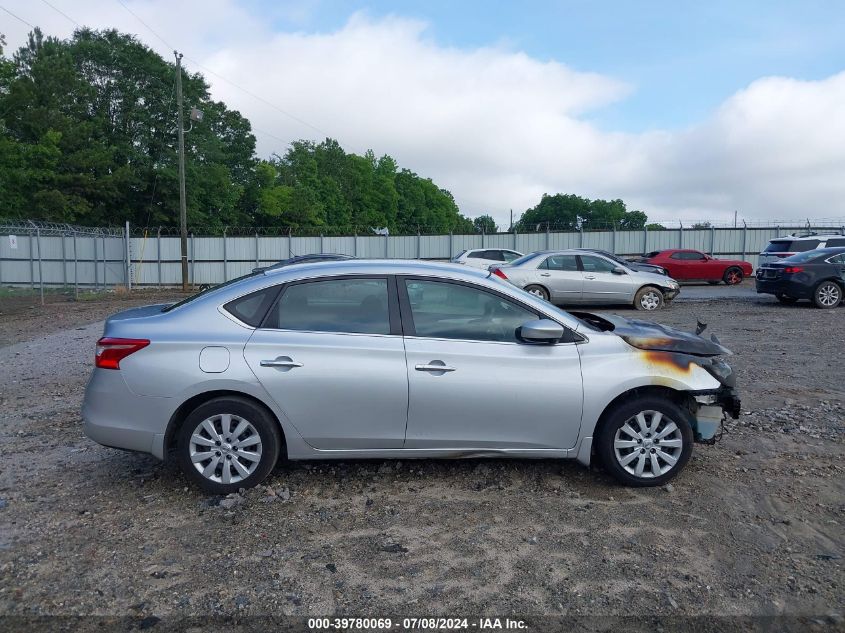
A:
5,225,845,287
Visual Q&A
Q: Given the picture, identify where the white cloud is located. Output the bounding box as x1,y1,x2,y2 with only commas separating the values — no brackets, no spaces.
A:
4,2,845,226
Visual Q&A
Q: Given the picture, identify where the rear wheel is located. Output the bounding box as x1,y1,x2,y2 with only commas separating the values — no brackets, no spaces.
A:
634,286,664,311
813,281,842,309
776,293,798,305
177,396,281,494
723,267,744,285
524,284,550,302
597,396,694,487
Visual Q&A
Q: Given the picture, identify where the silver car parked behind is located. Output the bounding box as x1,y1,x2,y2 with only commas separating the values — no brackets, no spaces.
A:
83,260,738,493
491,250,679,310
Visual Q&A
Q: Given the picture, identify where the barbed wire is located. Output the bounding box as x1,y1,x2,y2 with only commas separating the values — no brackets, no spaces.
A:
3,217,844,238
0,219,125,237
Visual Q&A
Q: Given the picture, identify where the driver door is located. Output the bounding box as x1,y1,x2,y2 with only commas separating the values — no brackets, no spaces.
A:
400,278,584,450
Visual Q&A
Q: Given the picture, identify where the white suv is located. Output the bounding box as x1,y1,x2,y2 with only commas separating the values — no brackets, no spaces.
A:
759,233,845,266
452,248,523,269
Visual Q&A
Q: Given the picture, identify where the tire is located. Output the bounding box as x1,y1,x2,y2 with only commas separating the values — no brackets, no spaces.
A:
813,281,842,309
524,284,550,302
723,267,744,285
597,396,694,487
177,396,282,494
634,286,665,311
776,294,798,305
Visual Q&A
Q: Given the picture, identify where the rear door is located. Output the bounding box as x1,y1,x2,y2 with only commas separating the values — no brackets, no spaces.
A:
399,278,584,450
243,276,408,449
537,254,583,302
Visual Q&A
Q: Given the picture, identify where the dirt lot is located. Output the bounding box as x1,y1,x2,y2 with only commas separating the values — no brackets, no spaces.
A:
0,286,842,629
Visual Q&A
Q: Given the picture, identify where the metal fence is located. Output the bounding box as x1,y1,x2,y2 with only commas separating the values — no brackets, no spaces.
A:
1,219,844,291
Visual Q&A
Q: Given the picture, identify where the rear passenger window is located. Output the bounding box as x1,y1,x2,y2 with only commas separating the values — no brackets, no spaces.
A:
792,240,821,252
541,255,579,271
224,287,279,326
265,278,390,335
827,239,845,248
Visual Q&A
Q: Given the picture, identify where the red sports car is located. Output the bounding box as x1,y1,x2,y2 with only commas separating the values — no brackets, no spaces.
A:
643,249,753,285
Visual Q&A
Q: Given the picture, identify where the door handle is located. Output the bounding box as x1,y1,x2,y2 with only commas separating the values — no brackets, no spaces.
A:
260,357,303,368
584,275,596,280
540,272,551,277
415,363,456,372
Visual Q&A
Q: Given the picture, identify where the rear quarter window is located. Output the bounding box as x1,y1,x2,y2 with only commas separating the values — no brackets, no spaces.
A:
224,287,280,326
764,241,793,253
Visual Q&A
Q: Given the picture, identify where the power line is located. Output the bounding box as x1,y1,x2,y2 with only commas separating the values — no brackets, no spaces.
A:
114,0,175,50
182,55,331,138
1,5,34,28
39,0,79,27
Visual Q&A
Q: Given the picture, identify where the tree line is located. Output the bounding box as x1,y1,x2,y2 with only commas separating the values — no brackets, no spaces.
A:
0,28,650,234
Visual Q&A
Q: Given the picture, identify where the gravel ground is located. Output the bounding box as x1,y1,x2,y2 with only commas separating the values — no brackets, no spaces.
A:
0,287,842,629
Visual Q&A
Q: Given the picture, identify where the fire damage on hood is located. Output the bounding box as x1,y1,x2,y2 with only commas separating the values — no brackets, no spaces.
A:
569,312,731,357
570,311,742,428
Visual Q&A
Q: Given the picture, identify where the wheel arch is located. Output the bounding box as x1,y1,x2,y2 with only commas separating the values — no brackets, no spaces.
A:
163,390,287,463
589,385,696,464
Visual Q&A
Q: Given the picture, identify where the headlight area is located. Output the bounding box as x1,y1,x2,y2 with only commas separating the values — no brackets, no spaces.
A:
689,357,741,443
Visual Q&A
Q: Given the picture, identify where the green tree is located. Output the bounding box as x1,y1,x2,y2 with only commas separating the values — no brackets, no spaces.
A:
515,193,648,231
473,214,498,233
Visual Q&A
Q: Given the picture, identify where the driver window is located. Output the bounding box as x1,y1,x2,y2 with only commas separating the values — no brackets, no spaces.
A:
579,255,617,273
404,280,538,343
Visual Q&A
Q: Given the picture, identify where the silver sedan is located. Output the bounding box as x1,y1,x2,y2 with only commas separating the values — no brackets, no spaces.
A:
491,250,680,310
83,260,738,493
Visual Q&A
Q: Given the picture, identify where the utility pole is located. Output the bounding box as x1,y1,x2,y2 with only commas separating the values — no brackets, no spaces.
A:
175,51,189,292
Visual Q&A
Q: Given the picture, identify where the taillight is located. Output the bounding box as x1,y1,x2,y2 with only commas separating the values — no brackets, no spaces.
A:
783,266,804,274
95,337,150,369
492,268,509,280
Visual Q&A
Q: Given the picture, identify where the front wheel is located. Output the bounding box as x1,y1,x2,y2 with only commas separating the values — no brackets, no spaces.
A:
597,396,694,487
524,284,550,302
723,267,744,285
634,286,665,311
813,281,842,309
177,396,281,494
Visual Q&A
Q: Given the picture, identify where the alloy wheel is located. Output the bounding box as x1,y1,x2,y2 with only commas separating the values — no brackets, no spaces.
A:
188,413,263,484
817,282,841,307
639,290,662,311
613,410,684,479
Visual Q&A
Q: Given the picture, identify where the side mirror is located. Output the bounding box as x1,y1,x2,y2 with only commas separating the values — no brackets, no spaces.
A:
518,319,564,344
612,266,627,275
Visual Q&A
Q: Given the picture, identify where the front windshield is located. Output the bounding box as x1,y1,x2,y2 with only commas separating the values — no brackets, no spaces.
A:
161,272,259,312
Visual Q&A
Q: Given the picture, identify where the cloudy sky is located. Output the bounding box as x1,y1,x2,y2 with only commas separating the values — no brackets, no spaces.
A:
3,0,844,226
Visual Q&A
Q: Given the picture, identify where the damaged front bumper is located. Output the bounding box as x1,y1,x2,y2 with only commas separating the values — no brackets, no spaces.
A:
691,387,741,443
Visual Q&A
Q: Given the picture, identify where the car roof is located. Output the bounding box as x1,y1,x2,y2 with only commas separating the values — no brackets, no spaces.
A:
172,259,584,330
773,233,844,241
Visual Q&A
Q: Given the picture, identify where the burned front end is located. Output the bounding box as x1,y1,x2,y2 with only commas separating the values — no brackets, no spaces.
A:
573,312,742,443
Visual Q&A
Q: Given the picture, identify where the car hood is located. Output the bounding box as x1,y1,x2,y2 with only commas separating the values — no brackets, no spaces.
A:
570,311,731,357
